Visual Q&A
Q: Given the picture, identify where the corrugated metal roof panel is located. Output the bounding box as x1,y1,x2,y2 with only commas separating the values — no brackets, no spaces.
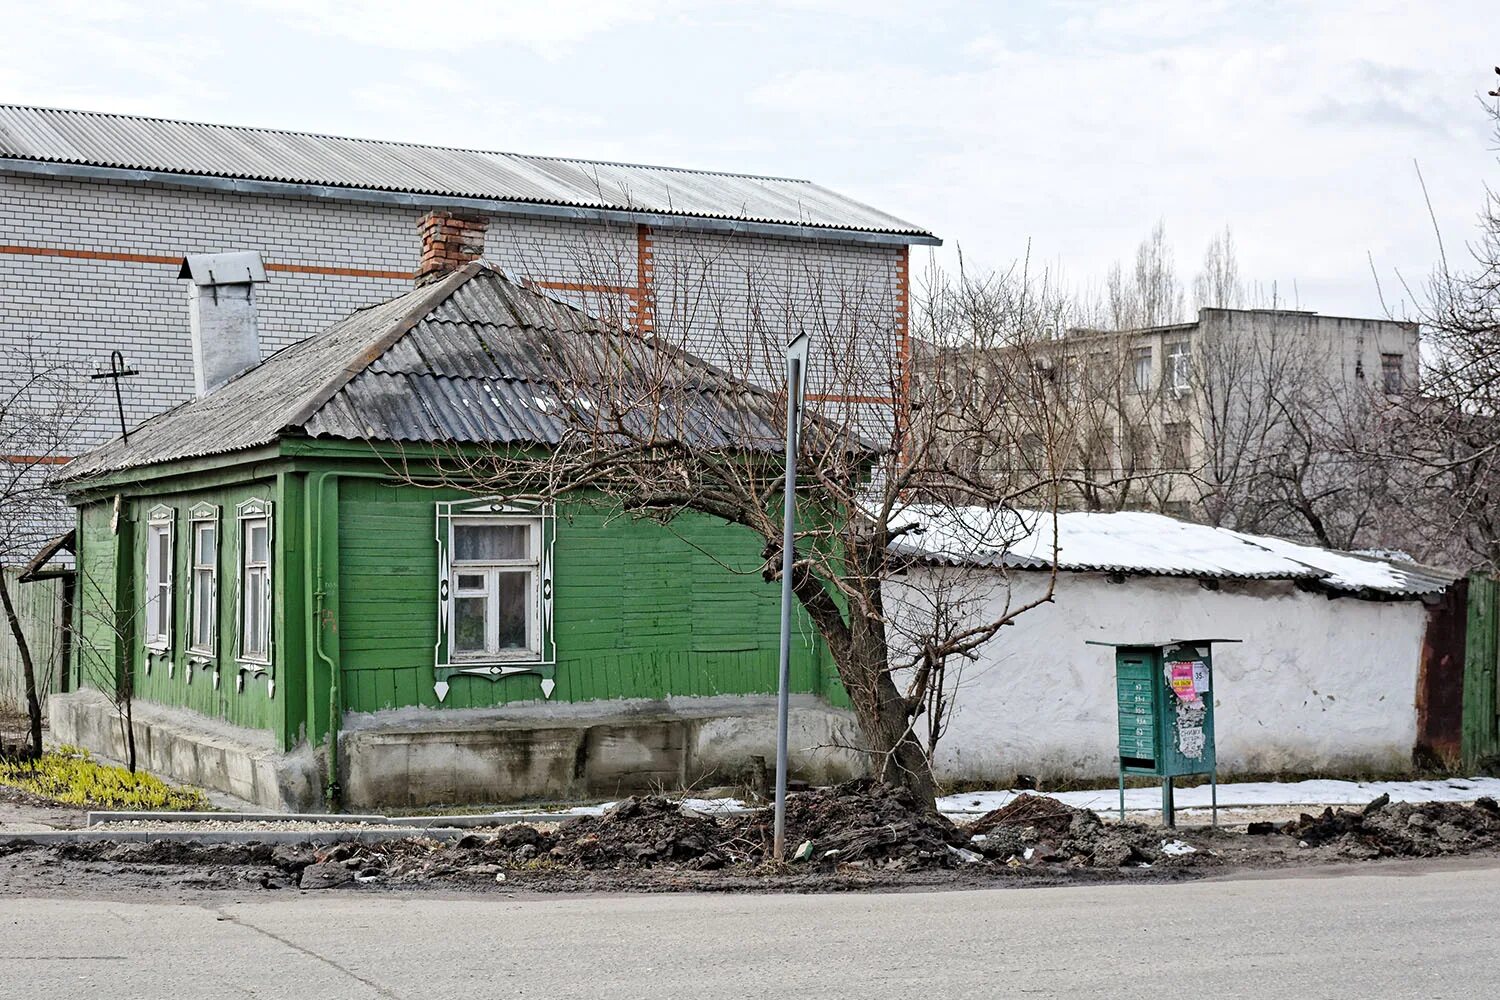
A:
0,105,934,241
56,265,834,484
889,506,1458,599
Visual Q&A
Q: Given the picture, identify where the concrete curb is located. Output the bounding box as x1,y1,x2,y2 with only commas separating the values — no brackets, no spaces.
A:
0,828,478,846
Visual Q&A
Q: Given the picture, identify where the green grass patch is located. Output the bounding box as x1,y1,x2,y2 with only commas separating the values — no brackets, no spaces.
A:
0,746,211,811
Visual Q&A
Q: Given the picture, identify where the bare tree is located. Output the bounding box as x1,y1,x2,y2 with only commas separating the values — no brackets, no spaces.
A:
0,338,90,757
1195,226,1244,311
377,240,1069,806
68,546,143,773
1365,70,1500,570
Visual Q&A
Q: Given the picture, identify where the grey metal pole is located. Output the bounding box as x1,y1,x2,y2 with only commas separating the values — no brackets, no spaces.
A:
773,334,808,862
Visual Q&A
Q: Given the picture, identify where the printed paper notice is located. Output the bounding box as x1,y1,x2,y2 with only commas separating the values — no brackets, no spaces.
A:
1168,662,1199,703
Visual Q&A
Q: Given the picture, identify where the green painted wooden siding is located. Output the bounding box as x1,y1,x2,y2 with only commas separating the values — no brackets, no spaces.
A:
1464,573,1500,770
337,479,832,713
0,569,65,713
73,502,122,700
73,483,284,739
69,449,845,752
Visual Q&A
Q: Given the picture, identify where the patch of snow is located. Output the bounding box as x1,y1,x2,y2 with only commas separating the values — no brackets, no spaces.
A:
937,776,1500,817
889,505,1450,596
1160,839,1196,856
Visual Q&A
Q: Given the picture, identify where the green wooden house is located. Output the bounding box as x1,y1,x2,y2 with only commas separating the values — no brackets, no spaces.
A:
49,259,860,810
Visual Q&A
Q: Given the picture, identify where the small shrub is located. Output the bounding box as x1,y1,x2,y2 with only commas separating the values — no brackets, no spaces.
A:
0,745,210,811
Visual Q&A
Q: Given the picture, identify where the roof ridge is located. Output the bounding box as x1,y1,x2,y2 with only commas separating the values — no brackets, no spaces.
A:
0,103,813,185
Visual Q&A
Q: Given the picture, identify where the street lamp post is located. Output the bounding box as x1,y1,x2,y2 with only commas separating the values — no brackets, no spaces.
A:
774,332,810,862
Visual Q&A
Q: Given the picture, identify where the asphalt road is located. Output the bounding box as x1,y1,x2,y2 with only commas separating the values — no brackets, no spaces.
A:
5,860,1499,999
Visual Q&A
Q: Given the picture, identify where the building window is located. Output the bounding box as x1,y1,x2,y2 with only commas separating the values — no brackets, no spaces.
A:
1381,353,1404,395
1166,340,1192,392
451,518,541,658
237,499,272,665
435,498,556,695
1162,422,1190,468
188,504,218,657
1131,347,1152,393
143,506,174,651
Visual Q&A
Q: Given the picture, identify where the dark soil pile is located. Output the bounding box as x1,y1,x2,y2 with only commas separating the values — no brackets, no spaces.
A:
969,793,1077,837
1282,795,1500,858
550,796,728,869
965,794,1165,869
721,779,969,866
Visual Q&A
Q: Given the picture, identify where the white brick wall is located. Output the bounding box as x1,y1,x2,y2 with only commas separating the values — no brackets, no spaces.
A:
1,171,907,462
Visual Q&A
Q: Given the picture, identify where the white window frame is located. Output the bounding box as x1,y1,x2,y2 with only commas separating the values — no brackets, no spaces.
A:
434,498,555,700
188,503,219,658
143,505,175,653
1130,346,1153,394
236,498,273,669
450,517,542,661
1166,340,1192,393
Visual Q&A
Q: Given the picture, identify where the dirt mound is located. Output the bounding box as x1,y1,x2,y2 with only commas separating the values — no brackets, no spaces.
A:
551,797,727,869
962,794,1170,869
722,779,968,866
968,793,1078,837
1282,796,1500,858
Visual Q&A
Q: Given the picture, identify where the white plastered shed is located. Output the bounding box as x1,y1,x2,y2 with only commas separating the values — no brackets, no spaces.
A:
883,508,1460,783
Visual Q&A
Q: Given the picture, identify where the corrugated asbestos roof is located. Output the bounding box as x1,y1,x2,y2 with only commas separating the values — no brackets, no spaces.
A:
57,264,833,484
0,105,935,242
889,506,1458,599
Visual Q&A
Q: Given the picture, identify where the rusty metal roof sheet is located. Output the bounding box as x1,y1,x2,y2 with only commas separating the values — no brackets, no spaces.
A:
0,104,937,244
56,264,835,485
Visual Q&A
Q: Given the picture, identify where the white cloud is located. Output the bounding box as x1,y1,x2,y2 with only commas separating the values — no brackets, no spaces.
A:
0,0,1491,318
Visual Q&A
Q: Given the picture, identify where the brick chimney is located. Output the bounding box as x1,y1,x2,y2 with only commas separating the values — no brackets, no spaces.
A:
416,211,487,284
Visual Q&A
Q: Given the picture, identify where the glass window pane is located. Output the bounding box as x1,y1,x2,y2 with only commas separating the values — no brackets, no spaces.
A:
496,572,529,649
195,523,216,565
194,569,215,648
454,523,528,561
456,573,486,591
248,521,269,563
155,529,170,577
454,596,487,653
243,565,268,658
155,586,170,637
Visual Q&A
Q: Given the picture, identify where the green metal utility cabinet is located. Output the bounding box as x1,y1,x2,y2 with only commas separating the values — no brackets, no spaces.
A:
1096,639,1235,827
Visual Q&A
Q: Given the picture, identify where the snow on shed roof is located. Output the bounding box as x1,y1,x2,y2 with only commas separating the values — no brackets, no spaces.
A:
888,506,1457,598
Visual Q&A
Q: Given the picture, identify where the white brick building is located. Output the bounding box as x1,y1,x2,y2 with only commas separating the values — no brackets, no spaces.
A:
0,105,938,547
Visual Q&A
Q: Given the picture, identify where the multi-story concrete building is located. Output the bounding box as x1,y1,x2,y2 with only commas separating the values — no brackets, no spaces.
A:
0,104,937,550
923,307,1421,528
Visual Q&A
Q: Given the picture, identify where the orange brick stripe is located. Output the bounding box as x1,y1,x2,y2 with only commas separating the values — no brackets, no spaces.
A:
265,262,412,280
896,246,911,409
808,394,897,404
2,454,73,465
534,280,640,296
634,225,655,334
0,244,412,281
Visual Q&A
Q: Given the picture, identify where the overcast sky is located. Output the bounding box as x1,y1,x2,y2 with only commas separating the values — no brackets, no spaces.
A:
2,0,1494,319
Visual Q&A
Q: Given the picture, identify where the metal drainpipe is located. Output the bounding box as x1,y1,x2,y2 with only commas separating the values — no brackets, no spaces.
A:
305,470,341,806
305,468,416,809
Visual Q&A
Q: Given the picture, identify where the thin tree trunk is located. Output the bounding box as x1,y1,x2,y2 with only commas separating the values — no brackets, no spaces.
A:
0,570,43,759
121,694,136,774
